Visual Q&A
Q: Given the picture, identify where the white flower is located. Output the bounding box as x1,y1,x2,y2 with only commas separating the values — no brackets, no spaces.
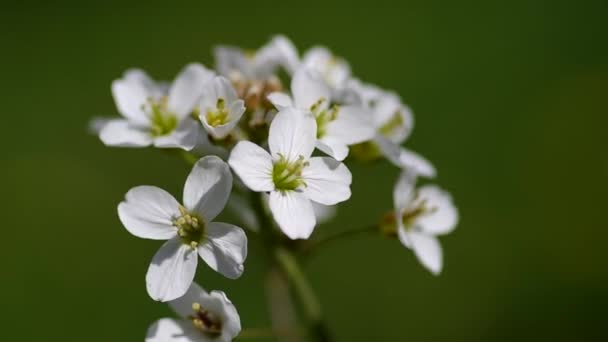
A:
98,64,214,150
117,156,247,302
199,76,246,140
393,172,458,275
300,46,351,90
267,68,375,161
214,35,299,80
348,80,436,177
146,282,241,342
228,108,352,239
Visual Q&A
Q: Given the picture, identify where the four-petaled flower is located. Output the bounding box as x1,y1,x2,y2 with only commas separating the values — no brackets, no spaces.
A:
268,68,375,161
118,156,247,302
228,108,352,239
99,64,214,150
199,76,246,140
146,282,241,342
300,46,351,90
393,172,458,275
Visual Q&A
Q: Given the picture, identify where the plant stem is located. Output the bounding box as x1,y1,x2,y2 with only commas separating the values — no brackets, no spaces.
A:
301,225,378,255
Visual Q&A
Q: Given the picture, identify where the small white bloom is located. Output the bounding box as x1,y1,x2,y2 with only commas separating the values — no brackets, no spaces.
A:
228,108,352,239
214,35,299,80
146,283,241,342
118,156,248,302
301,46,351,90
199,76,246,140
98,64,214,150
347,80,436,177
267,68,375,161
393,172,458,275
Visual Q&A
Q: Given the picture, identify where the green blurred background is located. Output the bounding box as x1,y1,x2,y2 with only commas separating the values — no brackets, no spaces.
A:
2,0,607,340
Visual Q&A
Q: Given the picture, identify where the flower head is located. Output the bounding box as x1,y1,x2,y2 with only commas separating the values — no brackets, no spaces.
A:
98,64,214,150
118,156,248,301
228,108,352,239
392,172,458,275
146,283,241,342
301,46,351,90
267,68,375,161
199,76,246,140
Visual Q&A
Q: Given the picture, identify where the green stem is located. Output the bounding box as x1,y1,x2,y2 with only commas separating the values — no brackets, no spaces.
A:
301,225,377,255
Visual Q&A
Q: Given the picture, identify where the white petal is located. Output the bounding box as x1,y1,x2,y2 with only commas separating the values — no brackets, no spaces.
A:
146,238,198,302
301,47,350,88
198,222,247,279
301,157,352,205
146,318,198,342
268,108,317,160
399,148,436,178
291,68,331,110
269,35,300,74
228,141,274,192
168,282,208,318
111,73,152,126
118,186,180,240
214,46,248,77
267,92,294,110
88,117,112,135
416,185,458,235
200,100,245,139
397,226,413,248
393,171,416,212
183,156,232,222
374,135,403,167
153,119,200,151
315,138,349,161
409,231,443,275
268,190,316,239
214,76,238,104
325,105,375,145
99,119,152,147
169,63,214,118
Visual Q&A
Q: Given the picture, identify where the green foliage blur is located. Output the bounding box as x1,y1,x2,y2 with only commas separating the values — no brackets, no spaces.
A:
1,0,606,340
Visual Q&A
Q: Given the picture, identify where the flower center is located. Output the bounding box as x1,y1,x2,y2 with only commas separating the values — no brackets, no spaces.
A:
173,206,206,249
189,302,222,336
144,96,178,136
310,98,339,139
378,110,404,137
272,154,309,191
206,98,229,127
401,198,437,230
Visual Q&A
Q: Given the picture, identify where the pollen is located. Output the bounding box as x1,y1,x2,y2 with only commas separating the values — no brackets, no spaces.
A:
189,301,223,336
144,96,178,137
272,154,309,191
206,98,229,127
173,205,206,248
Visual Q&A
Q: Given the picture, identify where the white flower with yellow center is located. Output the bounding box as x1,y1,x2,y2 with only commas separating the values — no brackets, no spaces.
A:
118,156,247,302
300,46,351,90
146,283,241,342
267,68,375,161
199,76,246,140
393,172,458,275
98,64,214,150
228,108,352,239
214,35,299,80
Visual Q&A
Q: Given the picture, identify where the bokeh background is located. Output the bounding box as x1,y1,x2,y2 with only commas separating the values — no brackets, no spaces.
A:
2,0,607,341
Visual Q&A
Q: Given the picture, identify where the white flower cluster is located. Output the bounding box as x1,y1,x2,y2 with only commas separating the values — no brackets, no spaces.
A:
92,35,459,341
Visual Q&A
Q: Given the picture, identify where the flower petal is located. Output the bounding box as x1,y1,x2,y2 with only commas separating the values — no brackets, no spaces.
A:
399,148,437,178
198,222,247,279
169,63,214,118
146,238,198,302
416,185,458,235
183,156,232,222
409,231,443,275
118,186,179,240
268,190,316,239
325,105,375,145
301,157,352,205
393,171,416,213
268,108,317,160
313,203,337,224
152,119,200,151
99,119,152,147
111,72,153,126
267,92,294,111
228,141,274,192
291,68,331,110
315,138,349,161
145,318,198,342
200,100,245,140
